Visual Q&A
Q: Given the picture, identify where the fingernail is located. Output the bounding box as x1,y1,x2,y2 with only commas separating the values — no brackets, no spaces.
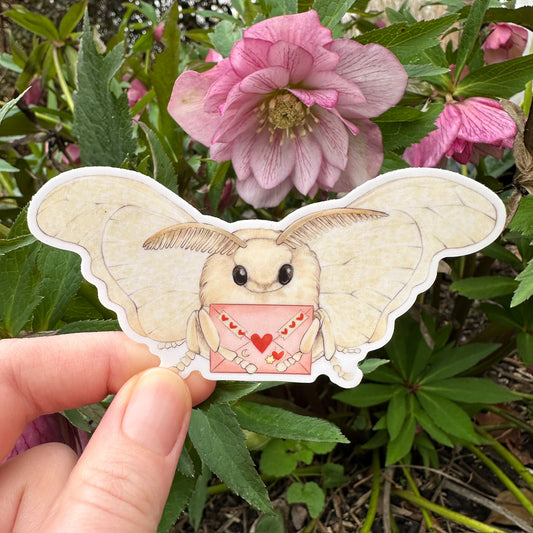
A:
122,368,191,456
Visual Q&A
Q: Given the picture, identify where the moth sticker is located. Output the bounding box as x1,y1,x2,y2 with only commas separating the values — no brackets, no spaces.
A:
27,167,506,388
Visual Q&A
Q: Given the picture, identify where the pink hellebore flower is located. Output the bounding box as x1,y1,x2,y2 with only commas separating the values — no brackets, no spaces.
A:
168,10,407,207
403,97,516,167
482,23,528,65
3,414,88,463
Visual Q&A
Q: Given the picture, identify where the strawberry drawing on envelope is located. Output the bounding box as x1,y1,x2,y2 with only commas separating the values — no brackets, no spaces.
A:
209,304,314,375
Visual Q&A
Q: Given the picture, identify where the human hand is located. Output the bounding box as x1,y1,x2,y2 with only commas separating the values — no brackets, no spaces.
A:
0,332,215,532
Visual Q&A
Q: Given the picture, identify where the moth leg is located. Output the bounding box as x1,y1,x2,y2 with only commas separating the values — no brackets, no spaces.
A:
218,347,257,374
299,317,320,353
198,308,220,352
315,308,336,360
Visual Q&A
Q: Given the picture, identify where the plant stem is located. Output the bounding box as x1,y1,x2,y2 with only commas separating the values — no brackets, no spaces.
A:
359,450,381,533
392,488,507,533
52,46,74,113
477,428,533,492
486,405,533,435
466,444,533,517
401,466,434,530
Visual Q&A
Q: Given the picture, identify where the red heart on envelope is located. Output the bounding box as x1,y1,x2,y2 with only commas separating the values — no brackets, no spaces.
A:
272,350,284,360
251,333,273,353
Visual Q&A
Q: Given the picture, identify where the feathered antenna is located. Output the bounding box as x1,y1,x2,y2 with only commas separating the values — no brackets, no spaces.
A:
143,223,247,255
277,208,388,248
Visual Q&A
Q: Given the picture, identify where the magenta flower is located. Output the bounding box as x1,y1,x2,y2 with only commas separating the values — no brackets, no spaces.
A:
153,23,164,43
403,97,516,167
168,10,407,207
3,414,88,463
24,78,42,106
482,23,528,65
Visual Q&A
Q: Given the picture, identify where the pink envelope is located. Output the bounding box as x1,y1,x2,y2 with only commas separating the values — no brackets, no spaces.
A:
209,304,314,375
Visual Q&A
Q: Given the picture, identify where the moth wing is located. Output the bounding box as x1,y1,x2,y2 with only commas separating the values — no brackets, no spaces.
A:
30,170,206,345
306,174,503,351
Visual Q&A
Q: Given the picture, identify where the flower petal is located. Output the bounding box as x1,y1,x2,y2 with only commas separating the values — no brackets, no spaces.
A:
328,40,407,118
236,176,293,207
331,119,383,192
403,104,461,167
291,133,322,195
456,97,516,143
239,66,290,94
289,88,338,108
168,70,220,146
303,70,366,106
267,40,314,83
244,10,332,51
250,128,296,189
230,37,272,78
317,162,342,189
311,107,349,170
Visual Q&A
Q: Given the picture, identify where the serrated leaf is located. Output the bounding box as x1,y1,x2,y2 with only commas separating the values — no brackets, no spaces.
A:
455,55,533,99
58,1,86,40
454,0,489,81
404,64,450,79
518,332,533,365
422,343,498,382
417,391,480,443
0,234,35,255
424,377,516,404
188,463,210,531
73,15,135,166
334,383,397,407
287,481,325,519
509,195,533,238
32,246,83,331
4,7,59,41
375,103,444,152
234,401,348,443
255,511,285,533
450,276,518,300
512,259,533,307
58,319,120,334
263,0,297,16
210,20,242,57
188,404,270,512
386,391,409,441
355,15,459,62
313,0,354,29
385,414,415,465
203,381,262,407
158,472,196,533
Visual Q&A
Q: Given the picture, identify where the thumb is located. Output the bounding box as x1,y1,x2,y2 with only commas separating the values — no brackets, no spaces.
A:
43,368,191,533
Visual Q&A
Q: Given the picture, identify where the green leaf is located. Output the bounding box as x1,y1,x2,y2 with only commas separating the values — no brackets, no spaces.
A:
188,463,210,531
485,6,533,31
355,15,459,62
234,401,348,443
510,196,533,238
424,377,516,404
385,414,416,465
32,247,83,331
404,64,450,79
4,6,59,41
158,472,196,533
73,15,135,166
286,482,325,519
512,259,533,307
386,391,409,441
480,302,522,330
138,123,177,193
58,1,86,40
455,55,533,99
203,381,263,407
334,383,397,407
58,319,120,334
263,0,297,16
416,391,480,443
0,234,35,255
322,462,349,489
0,89,29,125
313,0,354,29
210,20,242,57
259,439,301,477
255,511,285,533
0,158,19,172
450,276,518,299
422,343,499,382
379,151,410,174
376,103,444,152
359,358,390,375
188,404,270,512
517,332,533,365
0,209,42,337
414,400,454,447
482,242,523,271
454,0,489,81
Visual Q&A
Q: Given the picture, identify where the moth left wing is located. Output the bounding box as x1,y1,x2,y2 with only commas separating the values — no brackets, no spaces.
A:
282,171,504,353
28,168,207,346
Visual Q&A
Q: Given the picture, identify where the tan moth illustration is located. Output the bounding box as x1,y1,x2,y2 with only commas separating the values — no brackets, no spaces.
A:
28,167,505,388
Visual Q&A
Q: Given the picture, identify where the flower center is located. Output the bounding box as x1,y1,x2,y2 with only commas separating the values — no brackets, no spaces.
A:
256,91,317,143
266,93,307,130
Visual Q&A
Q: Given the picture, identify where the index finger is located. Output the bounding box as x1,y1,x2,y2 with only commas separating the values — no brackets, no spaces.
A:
0,332,214,460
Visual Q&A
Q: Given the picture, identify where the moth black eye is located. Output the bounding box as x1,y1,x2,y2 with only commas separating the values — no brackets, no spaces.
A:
278,264,294,285
232,265,248,286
